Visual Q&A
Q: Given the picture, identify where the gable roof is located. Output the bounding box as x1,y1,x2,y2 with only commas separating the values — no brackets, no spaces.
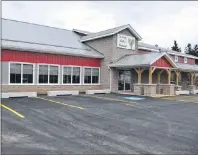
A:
2,18,104,58
138,42,198,60
81,24,142,42
109,52,177,68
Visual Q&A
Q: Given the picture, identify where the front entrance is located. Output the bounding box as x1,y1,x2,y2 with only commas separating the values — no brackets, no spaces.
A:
118,70,131,91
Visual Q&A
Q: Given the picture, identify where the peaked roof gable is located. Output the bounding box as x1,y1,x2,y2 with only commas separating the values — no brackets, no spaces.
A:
81,24,142,42
109,52,177,68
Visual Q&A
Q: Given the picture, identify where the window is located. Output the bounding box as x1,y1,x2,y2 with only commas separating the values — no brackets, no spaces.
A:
39,65,48,84
84,67,100,84
62,66,81,84
10,62,34,84
72,67,80,84
63,67,72,84
92,68,99,83
38,64,59,84
184,57,187,63
175,55,178,62
10,63,21,84
49,66,58,84
23,64,33,83
84,68,92,84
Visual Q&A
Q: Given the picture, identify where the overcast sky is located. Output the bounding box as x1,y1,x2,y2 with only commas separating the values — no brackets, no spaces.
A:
2,1,198,52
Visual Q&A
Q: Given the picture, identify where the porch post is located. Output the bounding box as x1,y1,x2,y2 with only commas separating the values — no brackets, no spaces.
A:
149,67,156,84
134,68,145,84
190,72,195,85
157,70,164,84
175,70,180,86
166,69,171,84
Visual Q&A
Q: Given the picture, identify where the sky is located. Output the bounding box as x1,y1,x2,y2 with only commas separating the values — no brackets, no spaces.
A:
2,1,198,52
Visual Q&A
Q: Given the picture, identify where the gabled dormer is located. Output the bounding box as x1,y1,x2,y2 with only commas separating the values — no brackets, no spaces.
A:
80,24,142,61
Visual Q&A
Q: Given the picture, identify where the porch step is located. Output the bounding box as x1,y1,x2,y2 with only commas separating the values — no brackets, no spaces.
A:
175,90,190,95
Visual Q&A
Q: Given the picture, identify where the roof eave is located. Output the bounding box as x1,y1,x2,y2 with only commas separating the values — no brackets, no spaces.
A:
2,46,104,59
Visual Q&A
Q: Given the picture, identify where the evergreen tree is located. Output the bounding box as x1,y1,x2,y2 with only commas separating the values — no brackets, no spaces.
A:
171,40,181,52
185,43,193,54
193,44,198,57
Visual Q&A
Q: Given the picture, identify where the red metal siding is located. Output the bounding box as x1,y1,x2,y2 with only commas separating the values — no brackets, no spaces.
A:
151,56,173,68
1,49,101,67
170,54,195,65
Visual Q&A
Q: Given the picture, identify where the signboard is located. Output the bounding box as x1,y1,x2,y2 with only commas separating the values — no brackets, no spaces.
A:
117,34,136,50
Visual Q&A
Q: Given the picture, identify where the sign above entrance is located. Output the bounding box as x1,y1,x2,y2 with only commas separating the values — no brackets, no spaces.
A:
117,34,136,50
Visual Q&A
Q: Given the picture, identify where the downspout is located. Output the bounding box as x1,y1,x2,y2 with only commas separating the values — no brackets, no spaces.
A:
108,66,112,92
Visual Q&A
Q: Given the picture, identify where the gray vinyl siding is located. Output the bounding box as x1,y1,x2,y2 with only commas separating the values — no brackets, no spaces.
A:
2,62,9,84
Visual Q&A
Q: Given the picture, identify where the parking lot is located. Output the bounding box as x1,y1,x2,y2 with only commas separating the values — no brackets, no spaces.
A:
1,93,198,154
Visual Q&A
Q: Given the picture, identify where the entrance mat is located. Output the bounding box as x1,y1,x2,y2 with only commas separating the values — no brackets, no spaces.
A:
122,96,145,101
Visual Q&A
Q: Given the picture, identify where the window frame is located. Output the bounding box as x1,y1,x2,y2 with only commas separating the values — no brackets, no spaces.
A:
8,61,35,85
184,57,188,63
37,63,60,85
174,55,178,62
83,67,100,85
62,65,82,85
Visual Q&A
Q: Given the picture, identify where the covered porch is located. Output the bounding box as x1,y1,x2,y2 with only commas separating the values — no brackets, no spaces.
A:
109,52,198,96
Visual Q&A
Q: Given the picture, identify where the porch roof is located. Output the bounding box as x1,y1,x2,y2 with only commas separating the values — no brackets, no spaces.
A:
109,52,177,68
176,63,198,72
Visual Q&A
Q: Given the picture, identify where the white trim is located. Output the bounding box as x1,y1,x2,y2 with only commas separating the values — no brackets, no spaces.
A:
37,63,60,85
62,65,82,85
83,66,100,85
184,57,188,63
81,25,142,42
175,55,178,62
138,46,159,52
8,61,35,85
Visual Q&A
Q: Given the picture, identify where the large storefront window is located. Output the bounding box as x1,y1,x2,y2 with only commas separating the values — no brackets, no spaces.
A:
84,68,100,84
63,66,80,84
38,65,59,84
10,63,34,84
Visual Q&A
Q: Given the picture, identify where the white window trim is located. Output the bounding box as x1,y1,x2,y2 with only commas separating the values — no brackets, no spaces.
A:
62,65,82,85
8,61,35,85
83,67,100,85
184,57,188,63
37,63,60,85
175,55,178,62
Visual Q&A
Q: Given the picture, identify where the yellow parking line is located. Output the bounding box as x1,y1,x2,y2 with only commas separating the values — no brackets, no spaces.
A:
1,104,24,118
36,97,84,110
82,95,137,104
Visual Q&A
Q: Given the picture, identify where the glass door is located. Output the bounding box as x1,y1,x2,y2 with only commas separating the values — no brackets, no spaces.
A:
118,70,131,91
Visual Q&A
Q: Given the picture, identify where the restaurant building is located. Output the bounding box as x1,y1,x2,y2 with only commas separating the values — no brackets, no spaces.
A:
2,18,198,96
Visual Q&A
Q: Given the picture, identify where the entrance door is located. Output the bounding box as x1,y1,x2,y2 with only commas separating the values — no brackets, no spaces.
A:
118,70,131,91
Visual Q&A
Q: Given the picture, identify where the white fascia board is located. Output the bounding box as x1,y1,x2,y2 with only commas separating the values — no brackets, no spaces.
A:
138,46,160,52
80,32,115,42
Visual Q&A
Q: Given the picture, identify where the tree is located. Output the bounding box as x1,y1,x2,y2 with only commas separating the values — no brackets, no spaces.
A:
171,40,181,52
185,43,193,54
186,44,198,64
193,44,198,57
